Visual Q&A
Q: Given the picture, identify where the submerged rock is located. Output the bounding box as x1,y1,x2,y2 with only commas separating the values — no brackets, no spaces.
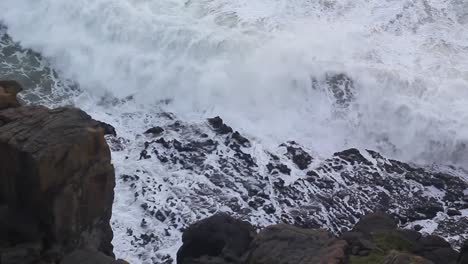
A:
144,126,164,135
325,73,355,108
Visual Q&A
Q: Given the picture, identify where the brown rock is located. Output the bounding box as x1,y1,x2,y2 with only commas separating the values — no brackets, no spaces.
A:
245,224,347,264
0,106,115,259
382,250,434,264
0,80,22,110
352,212,398,235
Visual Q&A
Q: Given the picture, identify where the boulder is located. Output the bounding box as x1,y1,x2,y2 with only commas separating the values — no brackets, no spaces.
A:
382,251,433,264
346,214,458,264
245,224,347,264
446,208,462,216
0,80,22,110
341,231,377,256
352,213,398,235
61,250,128,264
0,105,116,262
144,126,164,136
177,213,255,264
416,235,458,264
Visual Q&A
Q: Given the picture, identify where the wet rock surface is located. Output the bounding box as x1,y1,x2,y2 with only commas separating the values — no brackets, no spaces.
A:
110,113,468,263
0,85,119,263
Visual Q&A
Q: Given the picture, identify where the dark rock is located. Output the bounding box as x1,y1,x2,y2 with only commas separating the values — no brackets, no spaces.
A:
60,250,128,264
144,126,164,136
381,251,433,264
231,131,250,147
181,256,231,264
139,149,151,160
333,148,373,166
0,106,115,260
459,240,468,264
423,248,459,264
177,213,255,264
266,163,291,175
325,73,355,107
0,206,42,247
97,120,117,136
408,202,444,221
0,242,42,264
418,235,451,249
208,116,233,134
416,235,458,264
306,170,319,177
341,232,376,254
395,229,422,243
353,213,398,235
0,80,22,110
245,224,347,264
262,204,276,214
447,208,462,216
281,142,312,170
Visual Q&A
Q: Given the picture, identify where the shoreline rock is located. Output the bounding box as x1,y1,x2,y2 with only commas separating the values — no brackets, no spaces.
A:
0,80,22,110
177,213,466,264
0,81,122,263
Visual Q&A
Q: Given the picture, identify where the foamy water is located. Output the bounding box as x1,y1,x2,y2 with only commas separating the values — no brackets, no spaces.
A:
2,1,468,262
1,0,468,161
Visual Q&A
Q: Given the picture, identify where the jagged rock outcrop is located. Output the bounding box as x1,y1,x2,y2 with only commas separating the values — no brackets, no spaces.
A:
177,213,465,264
0,81,119,263
112,114,468,263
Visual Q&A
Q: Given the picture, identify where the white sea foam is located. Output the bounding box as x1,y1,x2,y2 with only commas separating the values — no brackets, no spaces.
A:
1,1,468,262
1,0,468,164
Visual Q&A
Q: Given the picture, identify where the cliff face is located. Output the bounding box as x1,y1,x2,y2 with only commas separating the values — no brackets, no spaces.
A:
0,81,120,264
